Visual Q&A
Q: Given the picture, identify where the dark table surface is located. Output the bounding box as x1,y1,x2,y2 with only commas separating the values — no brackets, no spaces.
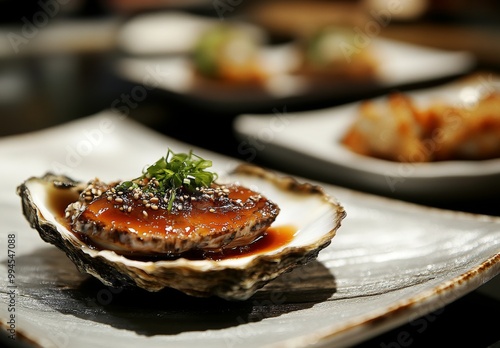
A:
0,7,499,347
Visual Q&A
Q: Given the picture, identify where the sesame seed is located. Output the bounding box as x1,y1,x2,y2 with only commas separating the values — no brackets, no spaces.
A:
115,197,123,203
127,206,132,213
151,204,158,210
209,208,215,213
150,197,159,203
142,210,148,218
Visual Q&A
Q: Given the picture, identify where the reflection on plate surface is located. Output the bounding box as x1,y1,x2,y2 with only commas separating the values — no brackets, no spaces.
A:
0,113,498,348
234,75,500,201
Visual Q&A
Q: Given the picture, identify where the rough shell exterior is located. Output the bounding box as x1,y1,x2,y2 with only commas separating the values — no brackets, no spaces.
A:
17,164,346,300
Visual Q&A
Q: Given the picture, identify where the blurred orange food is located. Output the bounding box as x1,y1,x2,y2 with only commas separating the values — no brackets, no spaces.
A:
342,90,500,162
193,25,267,84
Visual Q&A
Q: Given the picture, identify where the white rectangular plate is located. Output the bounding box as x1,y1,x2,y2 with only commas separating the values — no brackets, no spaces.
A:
0,113,499,348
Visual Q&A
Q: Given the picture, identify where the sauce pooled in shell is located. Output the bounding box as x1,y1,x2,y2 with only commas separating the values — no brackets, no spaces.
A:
64,150,280,258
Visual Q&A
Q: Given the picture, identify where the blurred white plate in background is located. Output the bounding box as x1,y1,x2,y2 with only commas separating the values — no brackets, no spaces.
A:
115,12,475,112
234,74,500,200
118,11,266,56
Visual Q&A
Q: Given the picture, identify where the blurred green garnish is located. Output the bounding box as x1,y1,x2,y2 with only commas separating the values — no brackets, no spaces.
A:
193,25,259,78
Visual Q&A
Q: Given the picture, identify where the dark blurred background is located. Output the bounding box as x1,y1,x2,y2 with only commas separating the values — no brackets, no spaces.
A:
1,1,499,347
1,0,500,143
2,0,500,209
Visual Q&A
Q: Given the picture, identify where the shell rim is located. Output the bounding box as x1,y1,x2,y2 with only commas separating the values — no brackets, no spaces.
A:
18,164,346,272
17,165,346,300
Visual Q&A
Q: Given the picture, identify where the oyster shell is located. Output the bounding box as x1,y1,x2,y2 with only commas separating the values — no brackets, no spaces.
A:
17,164,345,300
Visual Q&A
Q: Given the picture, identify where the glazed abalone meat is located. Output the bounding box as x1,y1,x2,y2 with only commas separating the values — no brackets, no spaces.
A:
65,177,279,258
18,149,345,300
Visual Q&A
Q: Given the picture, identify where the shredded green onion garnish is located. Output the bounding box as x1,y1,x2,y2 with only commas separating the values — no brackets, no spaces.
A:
116,149,218,211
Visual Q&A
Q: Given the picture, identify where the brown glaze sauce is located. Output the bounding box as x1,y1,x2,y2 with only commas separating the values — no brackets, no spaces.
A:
198,224,296,261
48,185,295,261
79,185,271,240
